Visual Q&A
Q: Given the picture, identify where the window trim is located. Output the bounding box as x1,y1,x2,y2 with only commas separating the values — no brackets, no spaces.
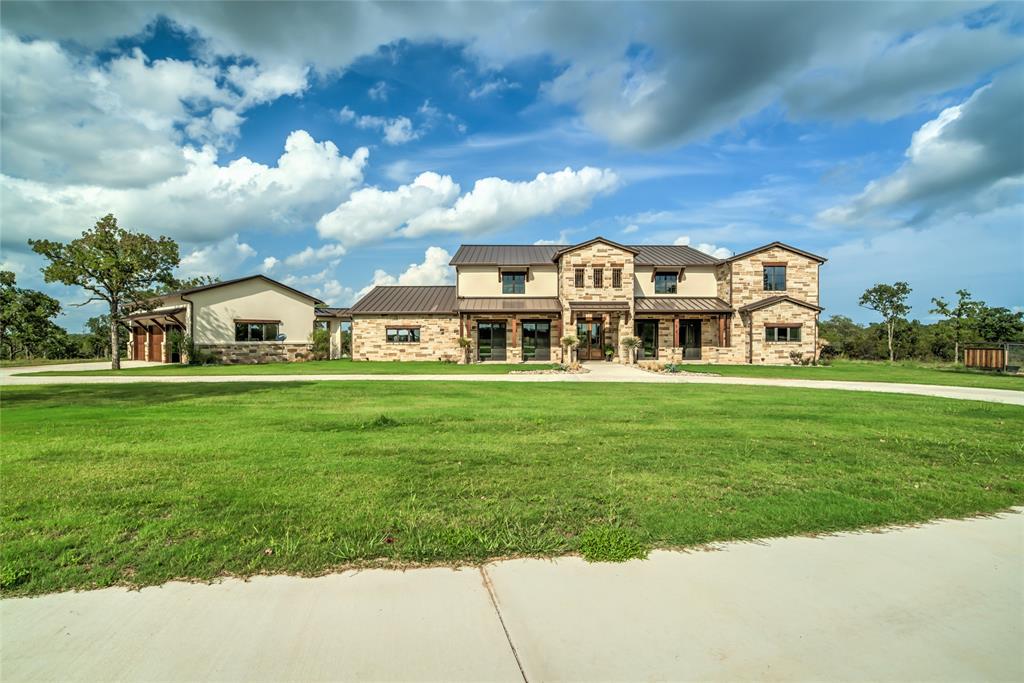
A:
386,326,421,343
593,268,604,288
612,268,622,289
574,267,585,288
763,264,787,292
501,270,527,295
654,272,678,294
764,324,802,342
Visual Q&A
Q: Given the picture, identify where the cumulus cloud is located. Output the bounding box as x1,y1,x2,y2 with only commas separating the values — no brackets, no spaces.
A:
1,131,369,248
622,224,639,234
283,243,347,268
356,247,454,299
261,256,279,272
820,69,1024,223
673,235,732,259
468,77,520,99
367,80,389,101
338,106,420,145
178,234,256,277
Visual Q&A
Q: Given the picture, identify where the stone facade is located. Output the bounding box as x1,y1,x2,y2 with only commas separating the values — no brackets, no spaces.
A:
557,242,636,361
464,314,564,363
351,315,461,362
199,342,314,364
745,301,819,365
728,246,820,308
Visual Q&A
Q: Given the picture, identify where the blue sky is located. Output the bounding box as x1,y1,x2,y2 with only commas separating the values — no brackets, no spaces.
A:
1,2,1021,330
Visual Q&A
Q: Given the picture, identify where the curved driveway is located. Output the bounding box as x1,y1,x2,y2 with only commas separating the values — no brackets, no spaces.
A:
3,361,1022,405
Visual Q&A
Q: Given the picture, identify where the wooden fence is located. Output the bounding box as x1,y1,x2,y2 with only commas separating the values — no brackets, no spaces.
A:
964,346,1006,371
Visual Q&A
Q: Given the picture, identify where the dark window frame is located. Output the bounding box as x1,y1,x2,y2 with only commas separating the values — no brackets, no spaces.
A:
765,325,802,342
593,268,604,287
654,272,678,294
234,321,280,342
386,327,421,343
574,268,585,288
612,268,622,288
501,271,527,295
763,265,787,291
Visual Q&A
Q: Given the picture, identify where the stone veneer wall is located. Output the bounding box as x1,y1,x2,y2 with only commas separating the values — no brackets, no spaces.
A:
729,246,820,308
557,242,636,363
747,302,818,364
199,342,313,364
633,314,746,363
465,314,564,363
351,315,461,362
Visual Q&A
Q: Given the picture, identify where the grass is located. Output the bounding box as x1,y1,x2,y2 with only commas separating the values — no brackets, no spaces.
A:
675,359,1024,391
0,358,105,368
2,381,1021,596
26,358,557,376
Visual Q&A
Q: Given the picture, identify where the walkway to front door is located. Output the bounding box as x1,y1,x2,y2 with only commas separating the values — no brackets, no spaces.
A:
576,321,603,360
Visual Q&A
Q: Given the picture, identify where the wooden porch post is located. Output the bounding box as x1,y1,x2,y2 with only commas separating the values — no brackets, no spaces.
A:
673,318,680,347
718,315,726,347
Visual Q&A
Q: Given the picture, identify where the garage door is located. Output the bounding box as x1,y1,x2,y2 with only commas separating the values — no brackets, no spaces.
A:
147,326,164,362
133,328,146,360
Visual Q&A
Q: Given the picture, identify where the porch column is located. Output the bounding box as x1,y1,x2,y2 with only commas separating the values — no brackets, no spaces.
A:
673,318,680,348
718,315,727,347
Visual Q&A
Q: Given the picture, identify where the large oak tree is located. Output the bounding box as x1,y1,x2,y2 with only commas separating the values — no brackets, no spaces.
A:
30,214,179,369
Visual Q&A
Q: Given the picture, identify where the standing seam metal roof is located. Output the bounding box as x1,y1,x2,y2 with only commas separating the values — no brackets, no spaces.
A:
634,297,733,313
448,243,718,266
348,286,457,314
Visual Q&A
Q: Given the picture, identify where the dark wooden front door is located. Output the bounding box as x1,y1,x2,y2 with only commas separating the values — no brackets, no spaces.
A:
478,321,507,361
635,320,658,360
576,321,604,360
680,319,701,360
133,328,146,360
147,325,164,362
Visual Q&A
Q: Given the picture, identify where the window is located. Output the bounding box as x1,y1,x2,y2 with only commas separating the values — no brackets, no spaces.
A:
314,320,329,332
574,268,585,288
235,321,280,342
612,268,622,288
763,265,787,291
502,271,526,294
386,327,420,343
765,325,801,342
654,272,677,294
593,268,604,287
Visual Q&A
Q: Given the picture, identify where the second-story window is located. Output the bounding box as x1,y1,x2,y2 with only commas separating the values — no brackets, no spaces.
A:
502,271,526,294
763,265,787,291
654,272,677,294
574,268,585,288
593,268,603,287
612,268,622,288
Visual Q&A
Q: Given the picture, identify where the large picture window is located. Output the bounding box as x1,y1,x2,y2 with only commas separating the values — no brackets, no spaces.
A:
654,272,677,294
765,325,801,342
763,265,787,291
386,327,420,343
502,271,526,294
235,321,280,342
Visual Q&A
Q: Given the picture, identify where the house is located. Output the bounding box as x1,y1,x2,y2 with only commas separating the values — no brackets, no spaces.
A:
125,275,349,363
350,237,825,365
128,237,824,365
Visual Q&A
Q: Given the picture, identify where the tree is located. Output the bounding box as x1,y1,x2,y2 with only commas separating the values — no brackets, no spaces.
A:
930,289,980,363
0,270,68,360
80,314,127,358
859,282,911,362
974,306,1024,342
30,214,179,369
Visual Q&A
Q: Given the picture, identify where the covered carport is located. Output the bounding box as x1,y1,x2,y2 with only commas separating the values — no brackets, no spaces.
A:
124,306,187,363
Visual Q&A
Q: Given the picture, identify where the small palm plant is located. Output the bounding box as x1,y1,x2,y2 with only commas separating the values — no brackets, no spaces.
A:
561,334,578,364
620,336,641,363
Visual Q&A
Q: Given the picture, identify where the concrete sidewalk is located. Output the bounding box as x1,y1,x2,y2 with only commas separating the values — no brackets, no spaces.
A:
3,360,1023,405
2,511,1021,682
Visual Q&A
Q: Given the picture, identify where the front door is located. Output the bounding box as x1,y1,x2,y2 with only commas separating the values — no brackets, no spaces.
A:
133,327,146,360
635,320,658,360
522,320,551,361
576,321,604,360
147,325,164,362
680,319,701,360
478,321,507,361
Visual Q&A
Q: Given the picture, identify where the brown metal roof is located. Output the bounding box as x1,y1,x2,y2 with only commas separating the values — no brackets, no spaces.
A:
449,242,717,266
449,245,560,266
457,297,562,313
552,237,639,258
738,295,823,313
161,274,324,304
316,307,351,318
349,286,457,314
634,297,732,314
568,300,630,311
724,241,827,264
632,245,718,266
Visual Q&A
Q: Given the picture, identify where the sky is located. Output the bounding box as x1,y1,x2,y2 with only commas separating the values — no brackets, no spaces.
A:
1,1,1022,331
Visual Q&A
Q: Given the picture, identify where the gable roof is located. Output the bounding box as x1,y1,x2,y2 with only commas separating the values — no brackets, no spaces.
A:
723,241,827,264
349,285,457,315
738,295,823,314
551,236,639,259
162,274,324,304
449,240,717,267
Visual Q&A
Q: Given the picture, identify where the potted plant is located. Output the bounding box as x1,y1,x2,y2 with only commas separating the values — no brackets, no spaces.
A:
620,336,641,364
603,344,615,361
560,334,578,364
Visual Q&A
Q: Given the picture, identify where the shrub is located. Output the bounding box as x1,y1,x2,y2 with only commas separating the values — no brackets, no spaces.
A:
310,328,330,360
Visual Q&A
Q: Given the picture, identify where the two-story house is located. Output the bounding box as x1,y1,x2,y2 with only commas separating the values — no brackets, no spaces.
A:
344,237,825,365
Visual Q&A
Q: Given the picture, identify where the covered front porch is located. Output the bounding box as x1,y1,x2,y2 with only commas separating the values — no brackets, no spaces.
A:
124,306,187,363
633,297,742,364
458,297,563,363
566,301,631,362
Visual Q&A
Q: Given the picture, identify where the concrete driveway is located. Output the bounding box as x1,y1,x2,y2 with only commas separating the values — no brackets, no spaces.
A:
2,511,1020,682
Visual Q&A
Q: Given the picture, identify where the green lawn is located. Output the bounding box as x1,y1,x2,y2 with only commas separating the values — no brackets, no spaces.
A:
0,358,105,368
2,381,1021,596
27,358,556,376
676,359,1024,391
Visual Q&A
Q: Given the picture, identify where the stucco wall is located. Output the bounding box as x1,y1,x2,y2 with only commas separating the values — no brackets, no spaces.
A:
457,265,558,297
351,315,461,361
633,265,718,297
188,279,317,345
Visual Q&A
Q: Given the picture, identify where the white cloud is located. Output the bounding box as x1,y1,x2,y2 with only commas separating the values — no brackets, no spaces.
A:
283,243,347,268
673,235,732,259
469,77,520,99
1,130,369,248
368,80,389,101
622,224,639,234
821,69,1024,223
178,234,256,277
338,106,421,145
356,247,453,299
261,256,279,272
317,172,461,245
